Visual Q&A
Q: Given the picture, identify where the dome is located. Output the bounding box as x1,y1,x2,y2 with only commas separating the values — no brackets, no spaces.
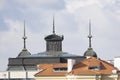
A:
45,34,64,41
84,48,97,58
17,49,31,57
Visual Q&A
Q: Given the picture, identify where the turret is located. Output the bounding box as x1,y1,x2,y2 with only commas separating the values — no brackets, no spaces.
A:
44,16,64,52
17,21,31,57
84,20,97,58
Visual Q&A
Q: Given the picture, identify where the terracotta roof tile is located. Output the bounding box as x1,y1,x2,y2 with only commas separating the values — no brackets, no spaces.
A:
35,63,67,77
35,57,117,76
70,57,117,75
53,63,67,68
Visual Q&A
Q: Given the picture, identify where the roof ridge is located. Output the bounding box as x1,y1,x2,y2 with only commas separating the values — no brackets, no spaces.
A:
34,68,46,76
100,59,114,67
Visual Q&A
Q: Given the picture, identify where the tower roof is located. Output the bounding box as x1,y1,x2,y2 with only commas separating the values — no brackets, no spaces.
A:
45,34,64,41
45,16,64,41
17,21,31,57
18,48,31,57
84,20,97,58
84,48,97,58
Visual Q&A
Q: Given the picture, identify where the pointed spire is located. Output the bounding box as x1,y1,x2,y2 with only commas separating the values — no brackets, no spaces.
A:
88,19,92,48
22,20,27,50
17,20,31,57
84,20,97,58
53,15,55,34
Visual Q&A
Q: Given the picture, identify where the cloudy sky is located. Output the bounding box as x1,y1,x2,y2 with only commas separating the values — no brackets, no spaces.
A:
0,0,120,71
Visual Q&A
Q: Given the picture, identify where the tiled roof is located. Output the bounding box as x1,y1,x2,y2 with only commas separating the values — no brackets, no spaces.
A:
35,63,67,76
88,57,100,67
70,57,117,75
53,63,67,68
35,57,117,76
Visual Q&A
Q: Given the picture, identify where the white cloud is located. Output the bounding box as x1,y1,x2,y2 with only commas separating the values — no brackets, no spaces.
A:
20,0,59,5
4,18,22,32
0,18,23,70
14,0,65,10
65,0,116,13
65,0,99,12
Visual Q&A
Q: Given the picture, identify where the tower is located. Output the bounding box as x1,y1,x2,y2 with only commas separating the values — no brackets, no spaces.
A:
7,18,85,71
17,21,31,57
84,20,97,58
44,16,64,52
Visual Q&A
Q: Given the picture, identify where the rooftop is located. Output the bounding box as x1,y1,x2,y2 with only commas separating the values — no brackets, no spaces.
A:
35,57,117,77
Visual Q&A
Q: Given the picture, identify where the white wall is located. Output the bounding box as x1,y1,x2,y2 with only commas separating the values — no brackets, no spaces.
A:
114,57,120,70
0,71,9,79
67,59,76,72
0,71,38,79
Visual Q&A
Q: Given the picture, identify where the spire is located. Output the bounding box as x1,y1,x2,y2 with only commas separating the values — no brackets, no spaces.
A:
17,20,31,57
22,20,27,50
88,19,92,48
53,15,55,34
84,20,97,58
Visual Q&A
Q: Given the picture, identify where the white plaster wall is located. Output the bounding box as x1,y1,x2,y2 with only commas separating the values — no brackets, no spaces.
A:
35,75,118,80
114,57,120,70
0,71,8,78
67,59,76,72
0,71,38,79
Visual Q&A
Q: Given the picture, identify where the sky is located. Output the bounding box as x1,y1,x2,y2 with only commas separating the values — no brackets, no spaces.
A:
0,0,120,71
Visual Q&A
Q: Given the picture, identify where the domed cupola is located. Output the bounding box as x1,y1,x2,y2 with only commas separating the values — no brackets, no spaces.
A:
84,48,97,58
18,21,31,57
45,34,64,41
45,17,64,52
84,20,97,58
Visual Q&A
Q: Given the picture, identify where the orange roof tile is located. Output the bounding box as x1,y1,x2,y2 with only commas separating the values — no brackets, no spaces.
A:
35,57,117,76
53,63,67,68
70,57,117,75
35,63,67,77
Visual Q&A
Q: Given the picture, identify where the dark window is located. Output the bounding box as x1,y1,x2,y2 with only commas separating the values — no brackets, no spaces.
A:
53,67,67,72
88,66,100,70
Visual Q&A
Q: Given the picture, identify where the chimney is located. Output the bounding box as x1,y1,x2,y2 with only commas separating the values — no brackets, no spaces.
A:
114,57,120,70
67,58,76,72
